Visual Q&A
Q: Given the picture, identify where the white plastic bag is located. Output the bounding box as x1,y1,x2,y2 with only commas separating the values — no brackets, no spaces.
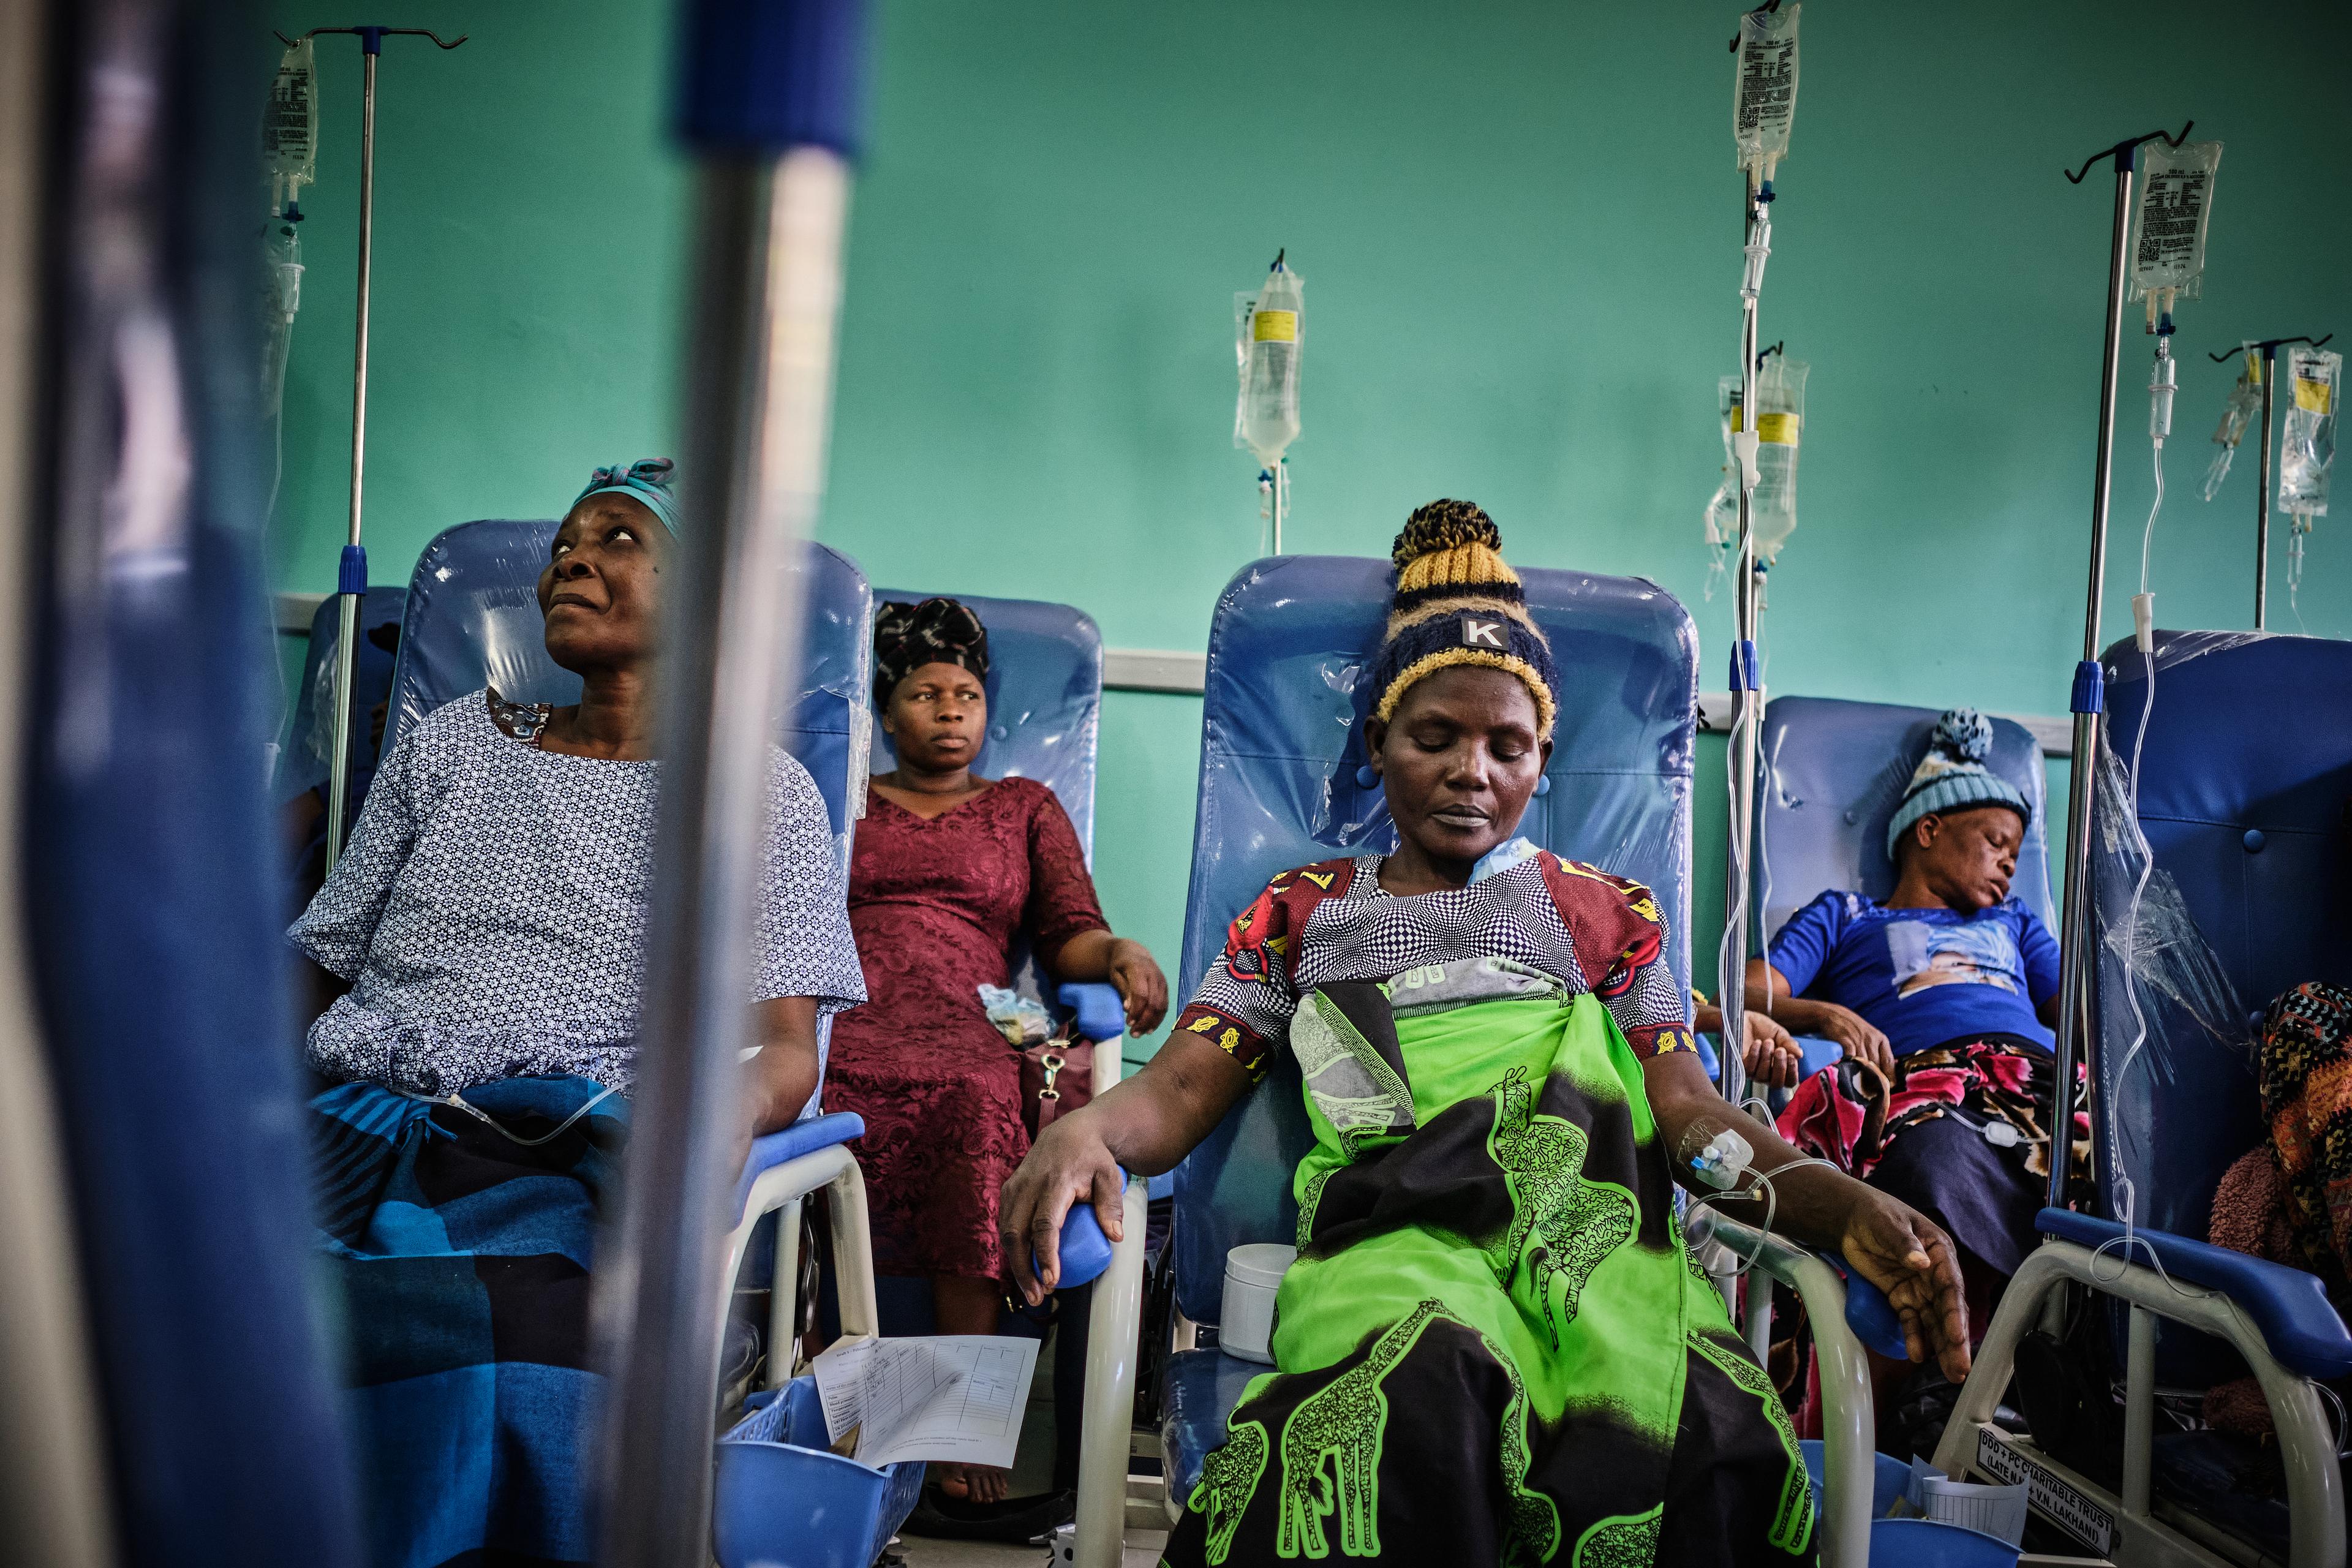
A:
1733,4,1800,179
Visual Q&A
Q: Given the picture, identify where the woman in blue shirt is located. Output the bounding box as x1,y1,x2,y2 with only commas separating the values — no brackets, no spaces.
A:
1746,711,2089,1313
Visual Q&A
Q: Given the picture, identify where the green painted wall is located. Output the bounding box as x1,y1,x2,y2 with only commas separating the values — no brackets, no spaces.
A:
266,0,2350,1065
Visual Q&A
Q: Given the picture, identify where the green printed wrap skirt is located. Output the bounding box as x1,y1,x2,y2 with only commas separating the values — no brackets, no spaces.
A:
1163,957,1815,1568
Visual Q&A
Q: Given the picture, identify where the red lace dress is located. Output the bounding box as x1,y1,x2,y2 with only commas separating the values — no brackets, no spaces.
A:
824,777,1108,1279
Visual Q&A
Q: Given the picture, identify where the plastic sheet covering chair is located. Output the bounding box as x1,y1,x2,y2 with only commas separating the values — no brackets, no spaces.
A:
382,520,881,1397
1751,697,2052,1080
22,0,361,1559
1930,630,2352,1568
276,586,407,902
1078,555,1892,1568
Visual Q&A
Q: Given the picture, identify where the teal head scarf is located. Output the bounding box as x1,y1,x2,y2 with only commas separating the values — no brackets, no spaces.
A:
573,458,680,537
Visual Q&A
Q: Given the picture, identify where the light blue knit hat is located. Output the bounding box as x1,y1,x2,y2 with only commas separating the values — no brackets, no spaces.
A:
1885,708,2030,857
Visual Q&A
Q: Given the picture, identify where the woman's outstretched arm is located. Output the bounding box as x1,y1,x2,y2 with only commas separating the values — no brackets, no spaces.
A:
999,1035,1252,1304
1643,1049,1973,1382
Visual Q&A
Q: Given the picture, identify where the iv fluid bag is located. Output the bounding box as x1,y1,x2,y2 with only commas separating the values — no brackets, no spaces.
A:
2201,353,2261,502
263,39,318,209
2278,345,2340,518
1748,355,1807,561
1733,4,1799,177
2129,140,2222,303
1237,258,1303,466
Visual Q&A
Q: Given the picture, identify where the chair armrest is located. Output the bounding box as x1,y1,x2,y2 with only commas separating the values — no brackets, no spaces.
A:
1041,1172,1128,1290
2037,1208,2352,1380
1812,1250,1909,1362
731,1111,864,1226
1058,981,1127,1044
1793,1036,1842,1077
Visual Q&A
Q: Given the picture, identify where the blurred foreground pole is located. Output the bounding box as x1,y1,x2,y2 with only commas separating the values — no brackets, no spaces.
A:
594,1,869,1562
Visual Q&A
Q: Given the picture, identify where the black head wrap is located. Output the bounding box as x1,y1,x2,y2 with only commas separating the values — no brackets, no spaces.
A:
873,597,990,706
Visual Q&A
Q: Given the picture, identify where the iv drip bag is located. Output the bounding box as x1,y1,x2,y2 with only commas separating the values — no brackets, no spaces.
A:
2128,140,2222,304
263,39,319,211
1733,4,1800,179
2278,345,2340,518
2201,351,2261,502
1235,255,1303,467
1747,355,1806,562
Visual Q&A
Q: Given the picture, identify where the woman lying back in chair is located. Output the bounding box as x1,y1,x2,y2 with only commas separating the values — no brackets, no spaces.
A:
288,460,865,1568
1003,504,1972,1568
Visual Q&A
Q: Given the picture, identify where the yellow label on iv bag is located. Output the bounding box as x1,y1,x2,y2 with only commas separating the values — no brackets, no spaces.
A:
2294,375,2334,415
1756,412,1800,444
1252,309,1297,344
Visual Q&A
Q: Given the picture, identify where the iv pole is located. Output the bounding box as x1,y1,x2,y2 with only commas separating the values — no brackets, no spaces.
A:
275,25,469,872
595,0,867,1559
2207,333,2333,630
2045,123,2191,1212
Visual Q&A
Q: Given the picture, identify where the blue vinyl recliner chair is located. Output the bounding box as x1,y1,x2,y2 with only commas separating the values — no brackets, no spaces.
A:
1751,697,2056,1078
1068,556,1899,1568
382,519,889,1384
1930,631,2352,1568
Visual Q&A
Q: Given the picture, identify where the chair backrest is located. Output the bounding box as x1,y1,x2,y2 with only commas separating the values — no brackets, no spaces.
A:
275,586,409,802
384,520,873,859
1169,555,1698,1324
2094,631,2352,1245
870,589,1101,854
1756,696,2055,944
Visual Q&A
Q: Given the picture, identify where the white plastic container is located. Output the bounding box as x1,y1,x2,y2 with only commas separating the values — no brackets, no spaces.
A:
1219,1243,1295,1365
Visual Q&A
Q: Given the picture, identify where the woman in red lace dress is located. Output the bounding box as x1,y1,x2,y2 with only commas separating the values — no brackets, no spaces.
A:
824,598,1167,1499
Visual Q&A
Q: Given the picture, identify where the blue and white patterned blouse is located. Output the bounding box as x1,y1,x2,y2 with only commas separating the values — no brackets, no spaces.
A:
290,689,867,1096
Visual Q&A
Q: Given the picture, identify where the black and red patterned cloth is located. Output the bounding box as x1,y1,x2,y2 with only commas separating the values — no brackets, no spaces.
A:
1170,850,1696,1082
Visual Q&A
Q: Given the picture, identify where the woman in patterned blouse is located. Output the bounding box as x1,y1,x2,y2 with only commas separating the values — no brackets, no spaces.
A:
1000,504,1973,1568
287,461,865,1568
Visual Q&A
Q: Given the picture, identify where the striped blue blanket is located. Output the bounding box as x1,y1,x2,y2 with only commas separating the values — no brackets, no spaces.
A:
312,1074,627,1568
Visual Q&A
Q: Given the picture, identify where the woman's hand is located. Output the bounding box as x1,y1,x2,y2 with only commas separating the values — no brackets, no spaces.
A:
1106,938,1169,1034
1811,1003,1894,1076
1839,1187,1972,1383
1000,1111,1126,1306
1740,1009,1804,1090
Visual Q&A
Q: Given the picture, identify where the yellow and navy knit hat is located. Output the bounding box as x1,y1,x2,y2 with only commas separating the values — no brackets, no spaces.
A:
1369,500,1559,739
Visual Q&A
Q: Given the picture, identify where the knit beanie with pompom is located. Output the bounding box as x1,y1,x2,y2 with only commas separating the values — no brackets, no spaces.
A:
1885,707,2031,857
1367,499,1559,739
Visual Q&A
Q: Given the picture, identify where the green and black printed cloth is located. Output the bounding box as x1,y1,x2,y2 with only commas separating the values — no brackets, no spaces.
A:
1163,957,1815,1568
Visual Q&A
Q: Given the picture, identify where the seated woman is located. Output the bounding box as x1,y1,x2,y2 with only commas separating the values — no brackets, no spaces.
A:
1003,504,1970,1568
1755,710,2089,1306
821,595,1168,1503
289,459,865,1568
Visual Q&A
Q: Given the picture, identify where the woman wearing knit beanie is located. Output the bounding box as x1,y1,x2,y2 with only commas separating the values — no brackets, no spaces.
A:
1003,502,1972,1567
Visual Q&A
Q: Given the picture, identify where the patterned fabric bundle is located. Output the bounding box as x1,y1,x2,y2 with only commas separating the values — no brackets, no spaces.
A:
2255,981,2352,1295
573,456,680,536
1370,500,1561,740
1164,959,1809,1568
312,1074,624,1568
872,596,990,707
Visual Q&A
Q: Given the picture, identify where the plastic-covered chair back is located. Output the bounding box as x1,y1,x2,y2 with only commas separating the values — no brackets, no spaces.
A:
2094,631,2352,1246
276,586,409,805
1757,696,2054,946
1169,555,1697,1323
384,521,873,857
870,589,1100,853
